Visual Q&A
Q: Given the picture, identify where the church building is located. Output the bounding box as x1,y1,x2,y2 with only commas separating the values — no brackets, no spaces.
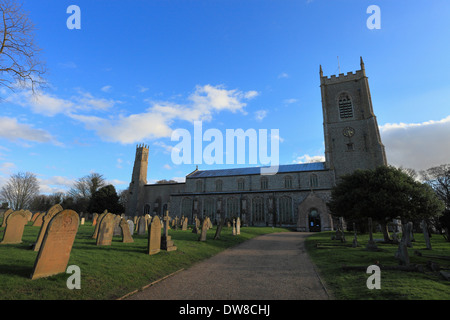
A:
125,58,387,231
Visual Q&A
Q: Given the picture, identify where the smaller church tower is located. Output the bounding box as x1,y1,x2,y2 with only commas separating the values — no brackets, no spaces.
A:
126,144,149,217
320,57,387,179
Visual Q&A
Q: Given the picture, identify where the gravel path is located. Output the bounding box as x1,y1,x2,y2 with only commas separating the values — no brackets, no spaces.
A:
125,232,331,300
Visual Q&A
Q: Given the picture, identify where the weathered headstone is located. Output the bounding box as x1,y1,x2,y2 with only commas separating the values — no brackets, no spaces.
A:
214,218,224,240
32,212,46,227
80,217,85,225
422,220,432,250
92,213,99,226
366,217,378,251
198,218,208,242
30,209,79,280
0,210,28,244
161,211,177,251
24,210,33,221
96,213,116,246
31,212,40,222
352,223,358,248
92,211,107,239
120,218,134,243
33,204,64,252
395,222,412,265
127,220,135,235
148,216,161,255
113,215,122,236
236,217,241,235
232,219,236,236
182,217,188,231
137,216,147,235
1,209,13,227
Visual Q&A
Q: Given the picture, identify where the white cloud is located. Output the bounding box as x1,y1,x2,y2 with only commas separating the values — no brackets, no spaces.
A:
254,110,268,121
0,117,57,144
138,85,149,93
101,85,112,93
278,72,289,79
283,98,298,104
379,115,450,171
0,162,16,174
294,154,325,164
71,84,258,144
163,164,172,170
37,176,75,194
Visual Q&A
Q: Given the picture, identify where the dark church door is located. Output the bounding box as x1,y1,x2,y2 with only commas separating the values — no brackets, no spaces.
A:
308,209,321,232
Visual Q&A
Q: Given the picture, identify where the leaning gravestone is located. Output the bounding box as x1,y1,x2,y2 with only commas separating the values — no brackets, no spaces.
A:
92,211,108,239
92,213,99,226
0,210,28,244
182,217,188,231
214,218,224,240
30,209,79,280
96,213,116,246
137,216,147,235
127,220,135,235
198,218,208,242
147,216,161,255
120,218,134,243
1,209,13,227
32,212,46,227
33,204,64,252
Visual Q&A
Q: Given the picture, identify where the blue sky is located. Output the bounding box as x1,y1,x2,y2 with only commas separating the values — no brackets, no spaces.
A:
1,0,450,194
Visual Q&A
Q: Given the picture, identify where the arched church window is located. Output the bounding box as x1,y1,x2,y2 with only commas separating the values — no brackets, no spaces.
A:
338,93,353,119
310,174,318,188
284,175,293,188
260,177,268,190
196,180,203,192
215,180,223,192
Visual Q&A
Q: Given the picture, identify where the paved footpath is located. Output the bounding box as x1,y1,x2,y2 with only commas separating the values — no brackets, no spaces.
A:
126,232,331,300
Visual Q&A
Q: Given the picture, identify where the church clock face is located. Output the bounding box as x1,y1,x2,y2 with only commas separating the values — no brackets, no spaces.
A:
342,126,355,137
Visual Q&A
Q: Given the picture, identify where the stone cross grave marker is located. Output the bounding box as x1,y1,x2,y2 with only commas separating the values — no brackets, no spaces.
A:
30,209,79,280
161,211,177,251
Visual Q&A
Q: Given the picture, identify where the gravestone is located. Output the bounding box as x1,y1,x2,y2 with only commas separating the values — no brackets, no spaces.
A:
395,222,412,265
148,216,161,255
214,218,224,240
198,218,208,242
182,217,188,231
92,211,107,239
92,213,99,226
422,220,432,250
32,212,46,227
236,217,241,235
31,212,40,222
144,214,152,231
113,215,122,236
96,213,116,246
30,209,79,280
161,211,177,251
352,223,358,248
24,210,33,221
127,220,134,235
232,219,236,236
80,217,85,225
0,210,28,244
1,209,13,227
137,216,147,235
120,218,133,243
366,217,378,251
33,204,64,252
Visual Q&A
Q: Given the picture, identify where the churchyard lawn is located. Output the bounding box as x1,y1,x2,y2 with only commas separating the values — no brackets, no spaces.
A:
305,231,450,300
0,219,290,300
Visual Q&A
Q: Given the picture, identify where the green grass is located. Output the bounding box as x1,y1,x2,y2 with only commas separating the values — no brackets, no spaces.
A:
0,219,290,300
305,231,450,300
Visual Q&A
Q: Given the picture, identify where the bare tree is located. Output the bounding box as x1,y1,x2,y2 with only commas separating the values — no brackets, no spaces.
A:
0,171,39,210
68,172,106,200
0,0,46,94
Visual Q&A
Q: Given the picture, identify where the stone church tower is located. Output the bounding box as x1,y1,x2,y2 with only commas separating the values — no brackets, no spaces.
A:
320,57,387,179
126,144,149,217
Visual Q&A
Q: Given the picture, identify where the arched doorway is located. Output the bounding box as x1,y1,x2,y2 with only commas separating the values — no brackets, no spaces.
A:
308,209,321,232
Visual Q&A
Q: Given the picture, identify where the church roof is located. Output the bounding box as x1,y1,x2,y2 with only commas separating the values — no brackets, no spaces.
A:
187,162,326,178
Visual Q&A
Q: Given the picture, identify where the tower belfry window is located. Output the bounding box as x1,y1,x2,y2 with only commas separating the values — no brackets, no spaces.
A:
338,93,353,119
